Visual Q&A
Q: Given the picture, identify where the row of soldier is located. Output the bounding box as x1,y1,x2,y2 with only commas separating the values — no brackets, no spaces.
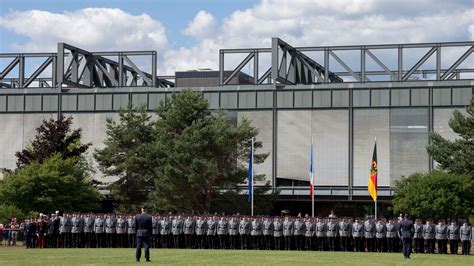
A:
20,213,472,255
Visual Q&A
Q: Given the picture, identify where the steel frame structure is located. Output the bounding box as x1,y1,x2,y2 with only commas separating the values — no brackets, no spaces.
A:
0,43,174,89
219,37,474,85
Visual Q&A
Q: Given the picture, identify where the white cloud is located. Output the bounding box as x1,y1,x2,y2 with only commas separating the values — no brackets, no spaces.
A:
0,8,168,52
184,10,216,40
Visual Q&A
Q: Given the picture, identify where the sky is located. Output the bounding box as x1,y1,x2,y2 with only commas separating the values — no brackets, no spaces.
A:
0,0,473,75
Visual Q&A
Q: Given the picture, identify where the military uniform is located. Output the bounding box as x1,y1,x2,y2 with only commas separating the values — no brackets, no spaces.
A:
160,218,171,248
352,221,364,252
364,219,376,252
251,219,263,250
326,219,338,251
127,217,136,248
435,222,448,254
217,218,229,249
447,223,460,255
315,220,327,251
228,218,239,249
71,216,84,248
263,219,274,250
172,218,184,249
283,219,294,250
304,219,314,251
183,218,195,249
413,221,423,253
460,223,472,255
116,217,128,248
375,221,386,252
59,216,72,248
195,218,207,249
239,219,250,250
273,219,283,250
206,218,217,249
423,222,436,253
386,221,397,253
293,219,305,251
339,219,351,251
94,216,105,248
83,216,95,248
105,216,117,248
151,216,160,248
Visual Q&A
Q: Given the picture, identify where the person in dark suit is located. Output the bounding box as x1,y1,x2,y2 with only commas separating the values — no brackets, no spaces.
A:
398,214,414,259
135,207,153,262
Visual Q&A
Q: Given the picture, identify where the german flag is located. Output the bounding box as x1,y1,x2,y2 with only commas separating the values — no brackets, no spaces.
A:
368,142,377,202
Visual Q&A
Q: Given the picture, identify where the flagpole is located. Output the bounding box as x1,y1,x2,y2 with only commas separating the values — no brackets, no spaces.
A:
311,136,314,218
374,137,377,220
251,137,254,217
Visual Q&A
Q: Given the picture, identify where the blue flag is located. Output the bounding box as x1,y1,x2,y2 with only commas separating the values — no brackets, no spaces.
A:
248,142,253,203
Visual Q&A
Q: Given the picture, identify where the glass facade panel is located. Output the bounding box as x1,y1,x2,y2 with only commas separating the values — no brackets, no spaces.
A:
148,93,166,110
277,91,293,108
132,93,147,109
61,94,76,111
433,88,451,106
95,94,112,111
42,95,58,112
77,94,94,111
353,90,370,107
410,88,429,106
332,90,348,107
25,95,42,111
371,89,389,106
203,92,219,109
294,91,312,108
391,89,410,106
452,87,472,105
0,95,6,111
220,92,237,109
390,108,429,184
313,90,331,107
238,91,256,109
257,91,273,108
113,94,129,110
353,109,390,186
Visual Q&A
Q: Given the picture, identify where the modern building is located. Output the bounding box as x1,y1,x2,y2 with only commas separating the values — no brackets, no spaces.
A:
1,39,472,214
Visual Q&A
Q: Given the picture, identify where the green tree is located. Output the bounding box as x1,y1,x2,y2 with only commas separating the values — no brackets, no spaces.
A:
427,98,474,175
0,204,26,224
94,105,157,211
14,115,91,170
0,155,101,214
147,89,272,213
392,171,474,220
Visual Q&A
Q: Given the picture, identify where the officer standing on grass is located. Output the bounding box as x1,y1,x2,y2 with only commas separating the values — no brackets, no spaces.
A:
399,214,414,259
460,222,472,255
135,206,152,262
423,219,436,254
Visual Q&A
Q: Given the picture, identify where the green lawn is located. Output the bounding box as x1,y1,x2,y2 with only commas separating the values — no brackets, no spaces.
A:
0,248,472,265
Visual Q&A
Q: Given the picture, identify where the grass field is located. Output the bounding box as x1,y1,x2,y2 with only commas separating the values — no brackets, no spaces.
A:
0,248,473,265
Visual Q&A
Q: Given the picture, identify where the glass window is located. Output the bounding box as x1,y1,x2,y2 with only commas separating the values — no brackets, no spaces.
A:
238,91,256,109
391,89,410,106
25,95,42,111
277,91,293,108
452,87,472,105
42,95,58,112
433,88,451,106
353,90,370,107
203,92,219,109
371,89,389,106
77,94,94,111
132,93,148,109
220,92,237,109
332,90,348,107
410,88,429,106
61,94,77,111
294,91,312,108
0,95,7,111
95,94,112,111
149,93,166,110
313,90,331,107
113,94,129,110
257,91,273,108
